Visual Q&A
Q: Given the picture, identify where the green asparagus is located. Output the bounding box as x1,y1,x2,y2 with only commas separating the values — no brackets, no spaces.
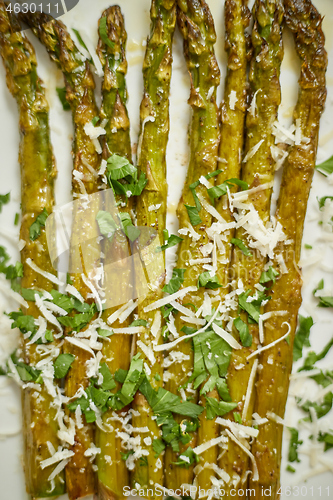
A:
250,1,327,497
20,11,101,498
131,0,177,496
0,4,63,497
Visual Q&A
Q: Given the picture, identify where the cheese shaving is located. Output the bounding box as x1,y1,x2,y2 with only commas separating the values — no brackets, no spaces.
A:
212,323,242,350
225,429,259,481
229,90,237,110
26,258,64,286
65,284,84,303
242,139,264,163
242,359,258,421
193,435,228,455
247,322,291,360
258,310,288,344
143,286,197,313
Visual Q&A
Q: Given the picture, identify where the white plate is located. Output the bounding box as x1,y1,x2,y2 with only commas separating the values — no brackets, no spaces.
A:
0,0,333,499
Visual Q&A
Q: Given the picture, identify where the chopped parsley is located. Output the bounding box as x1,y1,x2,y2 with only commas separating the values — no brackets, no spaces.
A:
99,16,115,49
185,205,202,226
53,354,75,379
233,316,252,347
288,427,303,462
163,268,185,294
56,87,70,111
207,178,248,203
315,155,333,177
106,154,147,198
293,315,313,362
156,230,183,252
197,272,222,290
231,238,252,256
238,290,269,323
0,192,10,212
29,208,48,241
313,279,333,308
205,397,238,420
259,266,279,287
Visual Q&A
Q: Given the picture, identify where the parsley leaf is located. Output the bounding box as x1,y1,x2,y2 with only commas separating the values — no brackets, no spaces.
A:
316,155,333,177
72,28,91,54
207,178,248,202
156,232,183,252
313,279,333,308
29,208,48,241
99,16,115,49
0,246,10,273
197,272,222,290
0,192,10,212
205,397,238,420
299,336,333,372
189,329,232,394
189,181,201,212
106,154,147,198
293,315,313,362
173,446,199,468
58,305,96,332
318,196,333,209
152,438,166,457
234,317,252,347
259,266,279,287
130,319,148,327
118,212,141,242
163,269,185,294
231,238,252,256
53,353,75,379
318,431,333,451
56,87,70,111
107,154,137,181
298,392,333,420
99,363,116,391
238,290,268,323
96,211,118,240
288,427,303,462
185,205,202,226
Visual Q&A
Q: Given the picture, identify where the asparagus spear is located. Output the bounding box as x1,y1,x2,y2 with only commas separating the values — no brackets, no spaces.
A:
131,0,176,495
215,0,284,493
194,0,250,493
20,11,101,498
0,5,64,497
164,0,221,489
250,1,327,497
95,7,133,499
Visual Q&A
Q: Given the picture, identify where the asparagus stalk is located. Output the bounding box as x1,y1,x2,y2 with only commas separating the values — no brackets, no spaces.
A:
0,5,64,497
250,1,327,497
131,0,176,495
164,0,221,489
20,11,101,498
95,7,133,499
216,0,284,493
194,0,250,493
